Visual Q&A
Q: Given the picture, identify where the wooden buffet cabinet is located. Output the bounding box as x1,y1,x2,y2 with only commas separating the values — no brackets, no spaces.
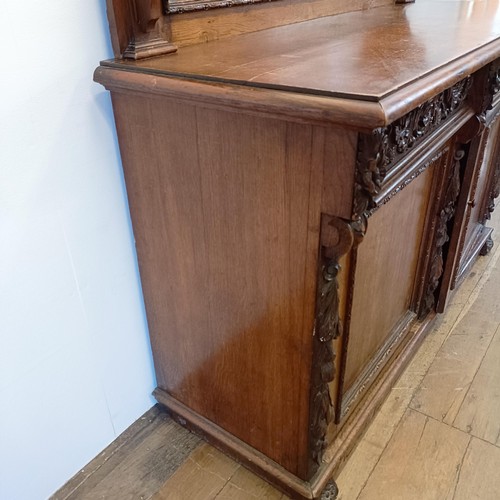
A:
96,1,500,498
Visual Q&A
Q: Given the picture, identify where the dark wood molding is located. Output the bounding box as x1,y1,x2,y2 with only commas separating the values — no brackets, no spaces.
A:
354,77,472,218
373,108,472,208
309,215,366,475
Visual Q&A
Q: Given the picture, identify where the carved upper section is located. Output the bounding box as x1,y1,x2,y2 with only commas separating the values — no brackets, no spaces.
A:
354,77,472,218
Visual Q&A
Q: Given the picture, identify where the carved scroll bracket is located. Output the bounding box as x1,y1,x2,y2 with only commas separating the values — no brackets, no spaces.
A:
309,214,367,475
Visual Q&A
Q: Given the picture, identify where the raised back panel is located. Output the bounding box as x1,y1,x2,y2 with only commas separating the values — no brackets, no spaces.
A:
105,0,395,57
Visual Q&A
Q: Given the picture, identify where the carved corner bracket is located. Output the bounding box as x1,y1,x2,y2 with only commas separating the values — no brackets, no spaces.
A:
308,214,367,475
113,0,177,60
354,77,472,219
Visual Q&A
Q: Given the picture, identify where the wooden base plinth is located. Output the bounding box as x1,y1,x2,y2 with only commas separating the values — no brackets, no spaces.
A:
154,314,435,500
123,38,177,60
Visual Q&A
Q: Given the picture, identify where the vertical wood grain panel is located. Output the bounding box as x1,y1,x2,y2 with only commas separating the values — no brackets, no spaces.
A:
343,167,434,390
321,128,357,219
111,93,326,477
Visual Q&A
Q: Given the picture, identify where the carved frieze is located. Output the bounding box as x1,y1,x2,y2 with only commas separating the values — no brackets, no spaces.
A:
354,77,472,218
421,148,464,316
309,215,366,474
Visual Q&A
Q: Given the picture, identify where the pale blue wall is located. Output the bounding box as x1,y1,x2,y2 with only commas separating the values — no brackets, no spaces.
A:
0,2,156,498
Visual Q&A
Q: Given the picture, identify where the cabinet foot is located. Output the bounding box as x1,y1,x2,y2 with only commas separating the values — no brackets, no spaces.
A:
320,480,339,499
480,236,494,256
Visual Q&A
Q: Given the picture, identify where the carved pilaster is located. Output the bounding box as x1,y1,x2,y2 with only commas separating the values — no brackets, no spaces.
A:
354,77,472,218
123,0,177,59
309,215,366,474
421,147,464,316
482,156,500,223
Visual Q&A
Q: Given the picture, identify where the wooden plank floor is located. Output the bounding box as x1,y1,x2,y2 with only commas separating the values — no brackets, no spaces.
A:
52,210,500,500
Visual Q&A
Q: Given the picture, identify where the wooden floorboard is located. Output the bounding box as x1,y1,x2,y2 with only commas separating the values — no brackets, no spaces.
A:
53,210,500,500
453,437,500,500
453,323,500,445
52,406,201,500
152,444,240,500
357,409,470,500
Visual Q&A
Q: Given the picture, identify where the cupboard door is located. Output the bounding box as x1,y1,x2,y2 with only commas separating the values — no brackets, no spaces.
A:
440,115,500,310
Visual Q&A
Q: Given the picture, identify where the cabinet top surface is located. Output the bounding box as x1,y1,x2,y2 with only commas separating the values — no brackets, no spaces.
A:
103,1,500,102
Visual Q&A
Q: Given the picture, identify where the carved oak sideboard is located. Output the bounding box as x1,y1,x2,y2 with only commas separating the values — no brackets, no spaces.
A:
95,1,500,498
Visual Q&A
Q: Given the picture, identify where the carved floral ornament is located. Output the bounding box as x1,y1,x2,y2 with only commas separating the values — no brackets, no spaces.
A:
354,77,473,218
309,215,367,473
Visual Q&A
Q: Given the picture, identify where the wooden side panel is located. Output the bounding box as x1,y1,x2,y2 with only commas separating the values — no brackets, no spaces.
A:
110,92,331,478
343,166,434,391
321,128,357,219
